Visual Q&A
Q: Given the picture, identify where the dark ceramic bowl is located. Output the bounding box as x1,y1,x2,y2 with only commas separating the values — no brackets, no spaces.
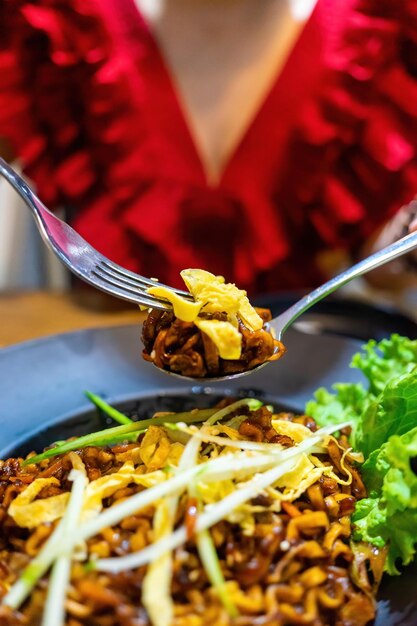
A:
0,321,416,624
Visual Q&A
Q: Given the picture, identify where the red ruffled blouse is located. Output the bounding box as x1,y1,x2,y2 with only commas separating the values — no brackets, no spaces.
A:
1,0,417,293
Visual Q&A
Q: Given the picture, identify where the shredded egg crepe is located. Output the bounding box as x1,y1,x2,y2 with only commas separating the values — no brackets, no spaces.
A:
146,269,264,359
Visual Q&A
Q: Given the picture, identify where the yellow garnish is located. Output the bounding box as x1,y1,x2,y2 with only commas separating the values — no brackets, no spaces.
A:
194,319,242,360
139,426,173,471
145,286,202,322
181,269,263,331
8,478,69,528
271,419,314,443
82,462,139,519
8,463,169,530
235,297,264,331
180,268,218,293
147,269,264,360
142,501,175,626
166,441,184,466
81,465,166,521
274,454,315,490
8,454,87,529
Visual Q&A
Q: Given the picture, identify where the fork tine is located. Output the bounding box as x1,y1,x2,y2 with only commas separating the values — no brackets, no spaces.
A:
91,266,175,310
99,259,193,300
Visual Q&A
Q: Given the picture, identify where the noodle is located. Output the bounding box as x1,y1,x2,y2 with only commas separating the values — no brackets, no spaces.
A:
142,309,284,378
0,406,377,626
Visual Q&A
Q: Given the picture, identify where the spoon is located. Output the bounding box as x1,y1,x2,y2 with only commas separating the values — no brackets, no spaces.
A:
170,227,417,382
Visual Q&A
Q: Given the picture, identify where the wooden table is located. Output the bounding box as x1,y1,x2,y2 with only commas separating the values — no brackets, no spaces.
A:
0,291,145,348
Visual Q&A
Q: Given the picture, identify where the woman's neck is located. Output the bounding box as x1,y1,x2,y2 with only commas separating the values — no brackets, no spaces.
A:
136,0,318,184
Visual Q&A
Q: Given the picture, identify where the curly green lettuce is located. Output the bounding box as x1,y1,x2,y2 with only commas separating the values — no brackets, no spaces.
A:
306,334,417,575
355,371,417,457
307,334,417,438
353,427,417,574
305,382,368,434
352,334,417,396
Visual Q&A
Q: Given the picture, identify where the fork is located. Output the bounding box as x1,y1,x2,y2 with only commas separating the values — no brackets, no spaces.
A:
2,157,417,383
0,157,193,311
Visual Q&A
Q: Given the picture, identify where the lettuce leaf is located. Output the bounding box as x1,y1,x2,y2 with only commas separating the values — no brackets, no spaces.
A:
305,383,368,432
352,427,417,574
355,371,417,457
307,335,417,451
306,334,417,574
351,335,417,396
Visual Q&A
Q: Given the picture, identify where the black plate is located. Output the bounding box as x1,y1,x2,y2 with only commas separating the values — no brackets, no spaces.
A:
0,324,415,624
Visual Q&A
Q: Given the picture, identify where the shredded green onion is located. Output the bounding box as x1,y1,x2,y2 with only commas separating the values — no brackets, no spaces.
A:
76,450,298,547
41,468,87,626
22,408,219,466
85,391,133,425
95,455,304,573
3,469,87,610
23,399,260,466
194,523,238,618
174,402,239,617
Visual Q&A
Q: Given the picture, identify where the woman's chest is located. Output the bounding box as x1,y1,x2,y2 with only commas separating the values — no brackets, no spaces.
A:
134,0,317,185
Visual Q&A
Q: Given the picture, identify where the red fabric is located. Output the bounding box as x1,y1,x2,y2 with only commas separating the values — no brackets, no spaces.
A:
1,0,417,293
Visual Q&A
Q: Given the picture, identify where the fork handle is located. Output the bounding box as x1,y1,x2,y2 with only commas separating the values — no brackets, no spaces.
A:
271,228,417,338
0,157,50,219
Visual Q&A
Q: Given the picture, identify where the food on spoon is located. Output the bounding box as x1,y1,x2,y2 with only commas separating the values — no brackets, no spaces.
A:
0,399,377,626
142,269,285,377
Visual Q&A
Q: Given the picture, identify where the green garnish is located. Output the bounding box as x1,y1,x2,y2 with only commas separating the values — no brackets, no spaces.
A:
194,513,238,617
22,408,219,466
353,425,417,574
3,468,87,610
307,334,417,575
85,391,133,425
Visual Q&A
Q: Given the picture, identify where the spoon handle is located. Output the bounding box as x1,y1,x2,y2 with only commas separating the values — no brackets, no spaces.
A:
272,229,417,339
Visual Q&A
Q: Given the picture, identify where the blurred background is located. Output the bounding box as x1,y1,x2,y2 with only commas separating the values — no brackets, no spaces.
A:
0,161,67,291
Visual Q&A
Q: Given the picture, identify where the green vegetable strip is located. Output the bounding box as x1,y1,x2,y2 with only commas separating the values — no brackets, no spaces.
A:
179,402,245,617
143,400,249,623
82,432,143,447
190,476,238,616
3,469,87,610
85,391,133,425
42,558,71,626
188,434,239,618
22,408,219,466
194,525,238,618
216,398,263,415
41,469,88,626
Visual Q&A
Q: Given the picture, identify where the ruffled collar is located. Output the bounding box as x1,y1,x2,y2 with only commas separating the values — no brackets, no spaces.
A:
283,0,417,255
